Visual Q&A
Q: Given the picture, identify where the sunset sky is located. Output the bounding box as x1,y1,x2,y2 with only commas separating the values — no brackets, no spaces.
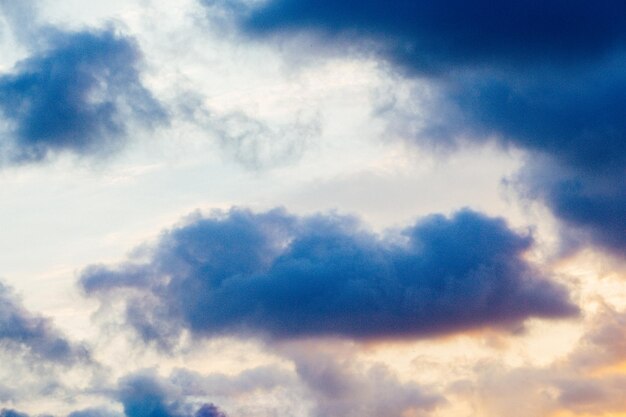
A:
0,1,625,417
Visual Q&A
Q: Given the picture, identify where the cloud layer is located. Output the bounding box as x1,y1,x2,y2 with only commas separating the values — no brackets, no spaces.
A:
81,208,577,344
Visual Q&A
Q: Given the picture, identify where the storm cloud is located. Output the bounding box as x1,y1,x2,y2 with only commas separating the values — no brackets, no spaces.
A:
81,207,577,344
0,27,166,164
240,0,626,73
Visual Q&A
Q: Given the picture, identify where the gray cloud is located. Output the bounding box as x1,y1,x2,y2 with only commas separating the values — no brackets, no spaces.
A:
0,281,89,364
281,346,442,417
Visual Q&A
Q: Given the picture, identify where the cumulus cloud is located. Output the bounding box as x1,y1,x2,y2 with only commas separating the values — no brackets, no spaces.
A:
223,0,626,256
0,27,167,164
80,207,577,346
118,371,235,417
0,281,89,364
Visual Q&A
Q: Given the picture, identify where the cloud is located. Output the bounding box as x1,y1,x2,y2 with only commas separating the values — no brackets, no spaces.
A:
4,410,118,417
281,346,442,417
567,304,626,372
428,62,626,255
0,0,40,43
181,95,320,170
240,0,626,74
81,207,577,345
0,27,167,164
449,304,626,417
0,410,30,417
226,0,626,256
513,157,626,255
452,364,626,417
210,111,320,170
0,371,228,417
118,371,227,417
170,366,296,397
0,281,89,364
67,409,123,417
125,350,439,417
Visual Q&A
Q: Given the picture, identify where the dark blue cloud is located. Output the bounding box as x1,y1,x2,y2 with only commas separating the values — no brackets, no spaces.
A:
426,63,626,255
81,208,578,343
119,373,180,417
0,410,30,417
514,159,626,255
229,0,626,255
241,0,626,73
436,63,626,170
192,406,224,417
424,59,626,255
0,28,166,163
0,282,89,363
119,372,227,417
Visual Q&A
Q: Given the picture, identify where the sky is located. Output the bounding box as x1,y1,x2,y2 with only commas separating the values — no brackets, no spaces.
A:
0,1,625,417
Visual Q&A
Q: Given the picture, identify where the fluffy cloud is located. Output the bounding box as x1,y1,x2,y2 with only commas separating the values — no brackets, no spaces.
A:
0,27,166,164
226,0,626,256
81,207,577,345
0,282,88,364
118,371,226,417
